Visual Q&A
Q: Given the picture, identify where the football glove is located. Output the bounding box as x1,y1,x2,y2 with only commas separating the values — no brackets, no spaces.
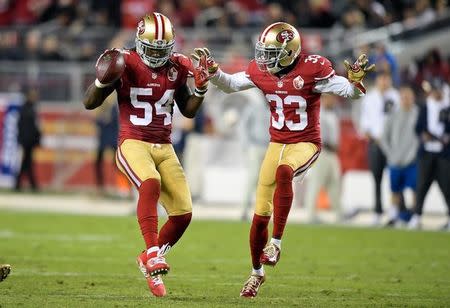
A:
343,54,375,83
191,47,219,76
193,63,209,97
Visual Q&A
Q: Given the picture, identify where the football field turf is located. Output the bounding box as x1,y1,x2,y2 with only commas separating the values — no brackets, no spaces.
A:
0,210,449,307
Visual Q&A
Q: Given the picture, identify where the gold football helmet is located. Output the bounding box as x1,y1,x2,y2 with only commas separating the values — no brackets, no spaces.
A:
135,12,175,68
255,22,301,74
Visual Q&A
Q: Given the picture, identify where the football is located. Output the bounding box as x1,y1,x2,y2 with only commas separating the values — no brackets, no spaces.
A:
95,49,125,84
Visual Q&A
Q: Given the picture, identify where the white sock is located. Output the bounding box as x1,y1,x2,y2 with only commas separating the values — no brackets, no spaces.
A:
146,246,159,256
270,238,281,249
252,266,264,277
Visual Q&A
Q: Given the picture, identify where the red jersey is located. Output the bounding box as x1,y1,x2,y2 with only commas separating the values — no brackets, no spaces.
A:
245,54,335,146
115,50,192,144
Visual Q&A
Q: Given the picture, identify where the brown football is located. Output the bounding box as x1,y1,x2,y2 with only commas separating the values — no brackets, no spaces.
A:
95,49,125,84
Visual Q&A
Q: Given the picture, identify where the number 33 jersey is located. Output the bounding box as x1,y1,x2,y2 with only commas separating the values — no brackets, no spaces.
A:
245,54,335,147
114,50,192,144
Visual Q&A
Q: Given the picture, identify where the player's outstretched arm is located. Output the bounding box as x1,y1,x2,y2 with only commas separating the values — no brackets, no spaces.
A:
83,49,125,110
191,48,255,93
314,54,375,99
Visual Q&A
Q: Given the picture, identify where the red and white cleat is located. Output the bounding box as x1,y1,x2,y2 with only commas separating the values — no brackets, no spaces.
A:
137,244,171,277
136,244,171,297
259,243,281,266
137,252,166,297
146,275,166,297
240,274,266,298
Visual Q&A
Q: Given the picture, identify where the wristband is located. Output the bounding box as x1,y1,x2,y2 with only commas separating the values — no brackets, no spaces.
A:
95,79,112,88
194,87,208,97
353,81,366,94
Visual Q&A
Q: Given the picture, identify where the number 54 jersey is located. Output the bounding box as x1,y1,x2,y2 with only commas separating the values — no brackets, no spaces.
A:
114,50,192,144
245,54,335,148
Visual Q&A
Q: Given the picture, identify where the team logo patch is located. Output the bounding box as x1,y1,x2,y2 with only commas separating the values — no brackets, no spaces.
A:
137,19,145,35
168,67,178,81
276,29,294,43
293,75,304,89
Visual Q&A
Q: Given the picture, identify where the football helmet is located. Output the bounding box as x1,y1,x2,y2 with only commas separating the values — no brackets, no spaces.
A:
255,22,301,74
135,13,175,68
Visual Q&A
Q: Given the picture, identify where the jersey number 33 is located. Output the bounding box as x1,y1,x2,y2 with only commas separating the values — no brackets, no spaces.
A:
266,94,307,131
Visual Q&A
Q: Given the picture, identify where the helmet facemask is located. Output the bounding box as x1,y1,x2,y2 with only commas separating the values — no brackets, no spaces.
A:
255,40,289,74
136,38,174,68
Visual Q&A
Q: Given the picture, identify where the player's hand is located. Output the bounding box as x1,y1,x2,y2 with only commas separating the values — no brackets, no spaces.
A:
191,51,210,97
193,62,209,90
191,47,219,76
343,54,375,83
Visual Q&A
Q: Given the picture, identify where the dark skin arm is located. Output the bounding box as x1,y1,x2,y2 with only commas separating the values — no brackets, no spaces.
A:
83,83,115,110
174,83,205,118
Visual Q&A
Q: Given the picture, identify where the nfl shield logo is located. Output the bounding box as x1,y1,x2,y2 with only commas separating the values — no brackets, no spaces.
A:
152,72,157,79
293,75,304,89
277,80,283,88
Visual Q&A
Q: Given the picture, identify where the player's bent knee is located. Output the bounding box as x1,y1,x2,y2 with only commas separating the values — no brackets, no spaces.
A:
167,205,192,216
276,165,294,183
254,205,273,217
139,178,161,193
169,212,192,223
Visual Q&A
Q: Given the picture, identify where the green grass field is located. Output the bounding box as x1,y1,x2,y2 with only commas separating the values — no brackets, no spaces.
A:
0,210,449,307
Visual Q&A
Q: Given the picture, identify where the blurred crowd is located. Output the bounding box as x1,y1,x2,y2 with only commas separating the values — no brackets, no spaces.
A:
0,0,449,61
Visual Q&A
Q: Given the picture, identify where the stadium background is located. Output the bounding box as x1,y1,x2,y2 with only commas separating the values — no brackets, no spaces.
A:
1,1,450,307
0,0,450,219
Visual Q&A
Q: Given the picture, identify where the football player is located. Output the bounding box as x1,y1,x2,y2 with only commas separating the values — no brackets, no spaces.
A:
192,22,375,298
83,12,209,297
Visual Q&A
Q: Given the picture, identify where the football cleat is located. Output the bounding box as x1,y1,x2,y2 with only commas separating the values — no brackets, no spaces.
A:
136,259,167,297
138,244,171,277
240,274,266,298
0,264,11,282
259,243,281,266
147,275,166,297
137,253,168,297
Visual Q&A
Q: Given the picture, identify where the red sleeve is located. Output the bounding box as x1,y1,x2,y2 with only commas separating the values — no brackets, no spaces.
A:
172,53,194,77
314,56,335,81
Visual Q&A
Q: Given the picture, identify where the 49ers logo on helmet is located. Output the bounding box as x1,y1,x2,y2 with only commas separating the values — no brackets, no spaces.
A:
276,30,294,43
137,19,145,35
